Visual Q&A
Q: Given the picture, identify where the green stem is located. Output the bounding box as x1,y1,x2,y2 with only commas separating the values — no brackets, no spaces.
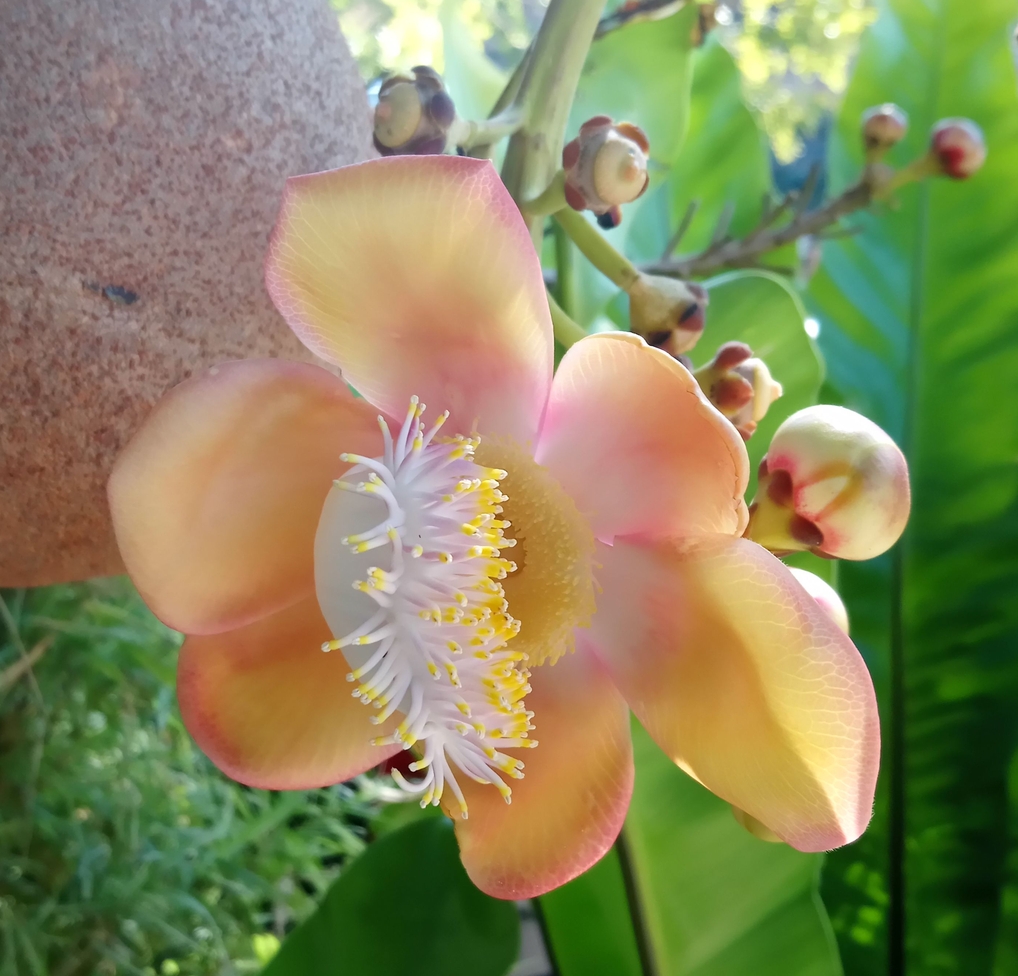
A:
873,153,940,202
553,220,578,315
449,107,525,152
547,291,587,348
554,206,640,290
522,170,567,217
501,0,606,238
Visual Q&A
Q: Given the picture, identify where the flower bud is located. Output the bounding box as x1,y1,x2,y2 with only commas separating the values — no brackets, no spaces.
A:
787,567,849,634
627,274,708,357
373,66,456,156
562,116,650,220
694,341,783,440
746,405,910,560
862,103,908,157
930,118,987,179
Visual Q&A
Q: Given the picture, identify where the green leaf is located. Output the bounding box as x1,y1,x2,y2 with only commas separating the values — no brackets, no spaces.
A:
439,0,508,123
570,4,700,166
805,1,1018,972
539,846,644,976
262,818,520,976
623,722,843,976
627,37,771,264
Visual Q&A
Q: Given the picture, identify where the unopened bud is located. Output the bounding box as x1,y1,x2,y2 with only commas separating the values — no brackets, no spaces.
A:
862,103,908,158
694,342,783,440
374,66,456,156
628,274,708,357
788,568,849,635
930,118,987,179
562,117,650,221
746,405,910,560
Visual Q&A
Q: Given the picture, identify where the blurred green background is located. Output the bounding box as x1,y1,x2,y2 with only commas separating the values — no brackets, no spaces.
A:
3,1,1017,974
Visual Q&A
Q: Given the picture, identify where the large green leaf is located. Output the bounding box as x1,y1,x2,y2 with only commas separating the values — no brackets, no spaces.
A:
570,4,700,166
538,725,843,976
539,846,644,976
805,1,1018,973
262,817,519,976
627,37,770,264
625,723,842,976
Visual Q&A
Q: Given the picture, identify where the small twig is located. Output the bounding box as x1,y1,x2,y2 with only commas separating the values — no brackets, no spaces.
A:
0,593,45,706
595,0,689,38
642,179,875,279
661,199,699,259
793,162,822,217
818,225,864,241
710,201,736,247
450,107,525,154
0,635,53,693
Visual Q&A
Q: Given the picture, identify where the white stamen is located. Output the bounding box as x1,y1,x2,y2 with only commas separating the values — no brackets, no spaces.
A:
323,399,535,818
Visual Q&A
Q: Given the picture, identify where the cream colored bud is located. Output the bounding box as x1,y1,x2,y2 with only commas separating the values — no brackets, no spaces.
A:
562,117,650,218
627,274,707,358
862,103,909,156
746,405,911,560
592,131,649,207
788,568,850,635
374,81,424,149
373,67,455,156
930,118,987,179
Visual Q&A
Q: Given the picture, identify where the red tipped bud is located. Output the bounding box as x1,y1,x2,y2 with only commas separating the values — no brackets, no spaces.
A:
694,342,783,440
562,117,650,221
862,103,909,157
627,275,707,357
373,66,455,156
787,568,850,635
746,405,911,560
930,118,987,179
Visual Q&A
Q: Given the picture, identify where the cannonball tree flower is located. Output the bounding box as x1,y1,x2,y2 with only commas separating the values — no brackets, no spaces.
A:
108,155,879,899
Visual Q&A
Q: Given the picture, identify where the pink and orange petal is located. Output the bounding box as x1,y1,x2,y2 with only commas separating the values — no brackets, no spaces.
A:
178,594,401,790
590,535,879,852
265,155,554,446
452,646,634,899
536,333,749,543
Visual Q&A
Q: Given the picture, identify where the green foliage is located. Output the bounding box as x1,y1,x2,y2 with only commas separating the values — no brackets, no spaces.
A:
539,847,643,976
0,582,390,975
628,37,770,263
805,0,1018,972
541,724,843,976
332,0,530,81
570,4,700,166
262,817,519,976
729,0,878,160
624,723,842,976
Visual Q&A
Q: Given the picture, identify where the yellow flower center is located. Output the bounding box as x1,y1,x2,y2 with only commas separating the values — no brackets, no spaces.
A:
314,398,594,818
475,438,596,667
